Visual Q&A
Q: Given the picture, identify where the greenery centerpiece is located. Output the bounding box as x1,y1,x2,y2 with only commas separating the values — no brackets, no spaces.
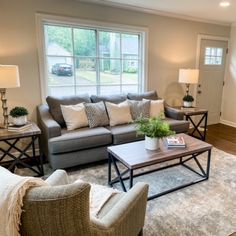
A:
183,95,194,107
135,116,175,150
10,106,29,126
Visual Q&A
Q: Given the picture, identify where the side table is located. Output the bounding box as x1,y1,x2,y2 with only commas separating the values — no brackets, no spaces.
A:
174,107,208,141
0,122,44,176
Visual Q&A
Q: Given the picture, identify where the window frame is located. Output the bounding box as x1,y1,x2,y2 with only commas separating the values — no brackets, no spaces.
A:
36,13,148,102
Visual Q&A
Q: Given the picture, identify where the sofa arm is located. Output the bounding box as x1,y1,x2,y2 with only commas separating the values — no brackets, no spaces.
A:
45,169,69,186
90,182,149,236
165,106,184,120
37,104,61,139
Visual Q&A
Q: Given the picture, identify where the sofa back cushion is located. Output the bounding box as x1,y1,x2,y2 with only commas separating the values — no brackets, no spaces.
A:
105,101,133,126
127,91,158,101
46,95,91,126
90,94,127,104
84,102,109,128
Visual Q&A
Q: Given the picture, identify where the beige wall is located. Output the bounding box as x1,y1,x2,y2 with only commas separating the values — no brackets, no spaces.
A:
0,0,230,122
221,25,236,126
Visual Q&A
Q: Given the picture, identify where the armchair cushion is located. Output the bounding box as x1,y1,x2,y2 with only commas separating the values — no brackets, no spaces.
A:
46,94,91,127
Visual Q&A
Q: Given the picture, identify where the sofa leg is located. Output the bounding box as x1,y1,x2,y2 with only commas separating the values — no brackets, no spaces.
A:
138,229,143,236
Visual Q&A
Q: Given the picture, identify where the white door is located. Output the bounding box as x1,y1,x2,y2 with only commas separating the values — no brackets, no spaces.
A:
196,39,228,125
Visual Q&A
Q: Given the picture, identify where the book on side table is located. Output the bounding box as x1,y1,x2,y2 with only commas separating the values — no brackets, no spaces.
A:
165,136,186,148
8,122,32,132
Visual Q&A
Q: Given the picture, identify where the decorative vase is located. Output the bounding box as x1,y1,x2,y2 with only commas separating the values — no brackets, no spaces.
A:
12,115,27,126
145,136,160,150
183,101,192,107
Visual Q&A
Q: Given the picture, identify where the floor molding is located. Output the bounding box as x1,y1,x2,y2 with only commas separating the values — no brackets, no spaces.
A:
220,118,236,128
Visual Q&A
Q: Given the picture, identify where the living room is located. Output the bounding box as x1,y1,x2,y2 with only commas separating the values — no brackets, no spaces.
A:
0,0,235,235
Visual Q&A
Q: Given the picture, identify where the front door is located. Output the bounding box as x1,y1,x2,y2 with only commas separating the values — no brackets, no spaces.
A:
196,39,228,125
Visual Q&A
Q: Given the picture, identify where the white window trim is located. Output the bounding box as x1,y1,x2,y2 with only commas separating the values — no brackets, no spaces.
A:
35,13,149,102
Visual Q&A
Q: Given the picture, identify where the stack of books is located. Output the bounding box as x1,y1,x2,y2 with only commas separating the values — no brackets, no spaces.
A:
165,136,186,148
8,122,32,132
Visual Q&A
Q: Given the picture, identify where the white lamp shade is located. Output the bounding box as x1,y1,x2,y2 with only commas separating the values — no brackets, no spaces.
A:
179,69,199,84
0,65,20,88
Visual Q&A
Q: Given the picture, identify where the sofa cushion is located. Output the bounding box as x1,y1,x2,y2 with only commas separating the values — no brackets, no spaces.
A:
143,98,165,118
61,103,88,130
90,94,127,104
165,118,189,133
107,124,144,145
105,101,133,126
127,90,158,101
46,95,91,127
84,102,109,128
127,99,150,120
49,127,112,154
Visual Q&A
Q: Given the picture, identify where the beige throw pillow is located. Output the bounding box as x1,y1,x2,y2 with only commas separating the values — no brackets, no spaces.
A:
61,103,88,130
143,99,165,118
105,101,133,126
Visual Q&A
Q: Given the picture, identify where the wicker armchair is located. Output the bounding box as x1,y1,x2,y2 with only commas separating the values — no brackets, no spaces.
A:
20,170,148,236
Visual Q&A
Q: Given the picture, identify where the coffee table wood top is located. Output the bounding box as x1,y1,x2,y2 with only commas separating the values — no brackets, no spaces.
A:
108,134,212,169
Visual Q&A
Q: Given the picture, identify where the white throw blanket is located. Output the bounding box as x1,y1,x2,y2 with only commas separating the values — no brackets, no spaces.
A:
0,167,47,236
75,179,120,217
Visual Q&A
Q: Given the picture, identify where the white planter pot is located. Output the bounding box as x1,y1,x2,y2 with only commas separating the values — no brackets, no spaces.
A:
183,101,193,107
145,136,160,150
12,116,27,126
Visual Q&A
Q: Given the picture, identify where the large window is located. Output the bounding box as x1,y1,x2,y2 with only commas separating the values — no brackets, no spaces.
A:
41,20,146,97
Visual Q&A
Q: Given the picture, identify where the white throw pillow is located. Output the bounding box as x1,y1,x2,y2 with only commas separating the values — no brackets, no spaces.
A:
61,103,88,130
143,98,165,118
105,101,133,126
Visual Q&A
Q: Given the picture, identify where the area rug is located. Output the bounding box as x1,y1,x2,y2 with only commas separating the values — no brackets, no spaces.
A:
17,147,236,236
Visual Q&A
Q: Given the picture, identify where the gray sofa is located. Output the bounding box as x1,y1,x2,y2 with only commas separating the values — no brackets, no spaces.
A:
37,91,189,170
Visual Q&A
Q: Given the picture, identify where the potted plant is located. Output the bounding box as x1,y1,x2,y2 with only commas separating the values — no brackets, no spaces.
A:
9,106,29,126
183,95,194,107
135,116,175,150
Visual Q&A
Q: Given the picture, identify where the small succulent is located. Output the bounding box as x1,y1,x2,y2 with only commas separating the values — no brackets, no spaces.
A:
183,95,194,102
9,106,29,118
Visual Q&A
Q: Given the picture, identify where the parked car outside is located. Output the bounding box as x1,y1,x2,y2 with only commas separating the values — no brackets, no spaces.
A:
51,63,73,76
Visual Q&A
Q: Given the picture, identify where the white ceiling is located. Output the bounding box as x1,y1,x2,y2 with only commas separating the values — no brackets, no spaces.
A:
80,0,236,25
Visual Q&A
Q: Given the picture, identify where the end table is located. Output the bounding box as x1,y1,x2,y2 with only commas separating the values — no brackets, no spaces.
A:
0,122,44,176
174,107,208,141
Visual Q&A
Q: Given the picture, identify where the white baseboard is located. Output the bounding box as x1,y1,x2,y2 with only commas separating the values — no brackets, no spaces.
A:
220,118,236,128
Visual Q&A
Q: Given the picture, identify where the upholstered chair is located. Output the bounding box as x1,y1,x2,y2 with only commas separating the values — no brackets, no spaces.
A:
20,170,148,236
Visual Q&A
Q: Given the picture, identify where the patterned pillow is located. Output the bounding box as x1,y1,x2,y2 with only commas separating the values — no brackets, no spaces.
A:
84,102,109,128
127,100,150,120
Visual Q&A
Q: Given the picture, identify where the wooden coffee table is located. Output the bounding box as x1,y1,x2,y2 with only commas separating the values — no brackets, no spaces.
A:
107,133,212,200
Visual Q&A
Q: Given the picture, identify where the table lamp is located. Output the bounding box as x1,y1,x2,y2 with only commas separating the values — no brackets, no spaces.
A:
178,69,199,96
0,65,20,128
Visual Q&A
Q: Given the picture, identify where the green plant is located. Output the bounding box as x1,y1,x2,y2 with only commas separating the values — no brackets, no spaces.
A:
9,106,28,118
183,95,194,102
135,116,175,138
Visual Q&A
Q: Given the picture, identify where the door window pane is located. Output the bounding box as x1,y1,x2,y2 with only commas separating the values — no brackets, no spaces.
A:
204,47,223,65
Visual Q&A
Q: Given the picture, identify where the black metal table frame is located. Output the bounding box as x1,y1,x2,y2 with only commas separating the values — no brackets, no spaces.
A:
108,149,211,200
0,135,44,176
186,112,208,141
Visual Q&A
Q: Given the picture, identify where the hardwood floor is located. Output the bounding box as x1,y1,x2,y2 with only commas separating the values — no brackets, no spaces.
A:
206,123,236,155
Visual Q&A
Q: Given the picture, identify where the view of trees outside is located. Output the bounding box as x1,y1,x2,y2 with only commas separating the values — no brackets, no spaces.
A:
44,24,141,96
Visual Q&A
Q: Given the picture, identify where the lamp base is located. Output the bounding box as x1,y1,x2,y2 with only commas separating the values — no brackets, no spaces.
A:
0,88,8,129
